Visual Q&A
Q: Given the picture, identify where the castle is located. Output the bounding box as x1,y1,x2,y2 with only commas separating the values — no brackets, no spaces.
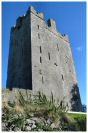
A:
6,6,82,111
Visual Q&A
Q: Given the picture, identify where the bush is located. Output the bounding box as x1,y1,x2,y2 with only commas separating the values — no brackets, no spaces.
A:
2,90,86,131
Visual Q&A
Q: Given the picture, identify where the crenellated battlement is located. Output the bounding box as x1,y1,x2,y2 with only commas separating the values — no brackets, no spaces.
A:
62,34,69,42
11,6,69,43
16,16,25,28
47,19,56,31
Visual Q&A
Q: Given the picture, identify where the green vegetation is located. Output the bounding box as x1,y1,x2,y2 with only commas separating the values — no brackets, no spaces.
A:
2,90,86,131
68,113,86,131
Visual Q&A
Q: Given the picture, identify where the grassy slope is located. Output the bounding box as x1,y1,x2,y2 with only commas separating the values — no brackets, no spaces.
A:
2,89,86,131
67,113,86,131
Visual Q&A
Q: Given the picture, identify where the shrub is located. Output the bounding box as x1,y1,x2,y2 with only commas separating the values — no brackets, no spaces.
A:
2,90,86,131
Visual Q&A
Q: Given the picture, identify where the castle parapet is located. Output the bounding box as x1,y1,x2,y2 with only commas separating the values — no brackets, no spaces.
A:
47,19,56,31
26,6,36,15
11,27,15,33
16,16,25,29
62,34,69,42
38,13,44,19
16,17,22,28
11,6,69,43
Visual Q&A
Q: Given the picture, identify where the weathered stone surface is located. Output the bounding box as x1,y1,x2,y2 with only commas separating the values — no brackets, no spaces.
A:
6,6,82,111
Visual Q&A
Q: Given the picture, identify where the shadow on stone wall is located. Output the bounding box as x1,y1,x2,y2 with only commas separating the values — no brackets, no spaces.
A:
70,84,82,111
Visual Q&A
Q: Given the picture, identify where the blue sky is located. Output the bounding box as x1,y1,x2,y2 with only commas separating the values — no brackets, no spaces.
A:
2,2,86,105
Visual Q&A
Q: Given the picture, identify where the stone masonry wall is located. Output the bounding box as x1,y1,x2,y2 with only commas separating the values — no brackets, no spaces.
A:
6,12,32,89
30,6,82,111
6,6,82,111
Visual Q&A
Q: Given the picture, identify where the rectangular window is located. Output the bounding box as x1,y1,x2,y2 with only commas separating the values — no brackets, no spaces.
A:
40,57,42,63
40,46,42,53
57,44,59,51
38,25,39,29
48,52,50,60
42,76,44,83
38,33,40,39
62,74,64,81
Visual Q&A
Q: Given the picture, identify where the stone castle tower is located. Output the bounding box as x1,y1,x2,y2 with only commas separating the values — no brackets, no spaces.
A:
6,6,82,111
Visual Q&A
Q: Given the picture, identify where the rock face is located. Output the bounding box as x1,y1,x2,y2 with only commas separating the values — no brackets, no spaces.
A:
6,6,82,111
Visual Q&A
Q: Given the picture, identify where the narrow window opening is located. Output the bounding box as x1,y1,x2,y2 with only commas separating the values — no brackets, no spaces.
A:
40,46,42,53
48,52,50,60
38,25,39,29
57,44,59,51
40,57,42,63
42,76,44,83
62,74,64,81
38,33,40,39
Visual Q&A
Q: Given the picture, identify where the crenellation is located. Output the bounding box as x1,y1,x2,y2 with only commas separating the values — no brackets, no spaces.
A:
29,6,69,43
26,6,36,15
47,19,56,31
11,6,69,44
62,34,69,42
16,16,25,29
38,13,44,20
16,17,22,28
11,27,15,33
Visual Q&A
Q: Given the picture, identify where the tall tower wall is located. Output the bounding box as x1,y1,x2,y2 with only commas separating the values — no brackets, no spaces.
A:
6,6,82,111
6,13,32,89
30,7,82,111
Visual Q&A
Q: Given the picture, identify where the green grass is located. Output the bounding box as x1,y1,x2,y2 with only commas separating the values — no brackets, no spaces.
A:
67,113,86,131
2,90,86,131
